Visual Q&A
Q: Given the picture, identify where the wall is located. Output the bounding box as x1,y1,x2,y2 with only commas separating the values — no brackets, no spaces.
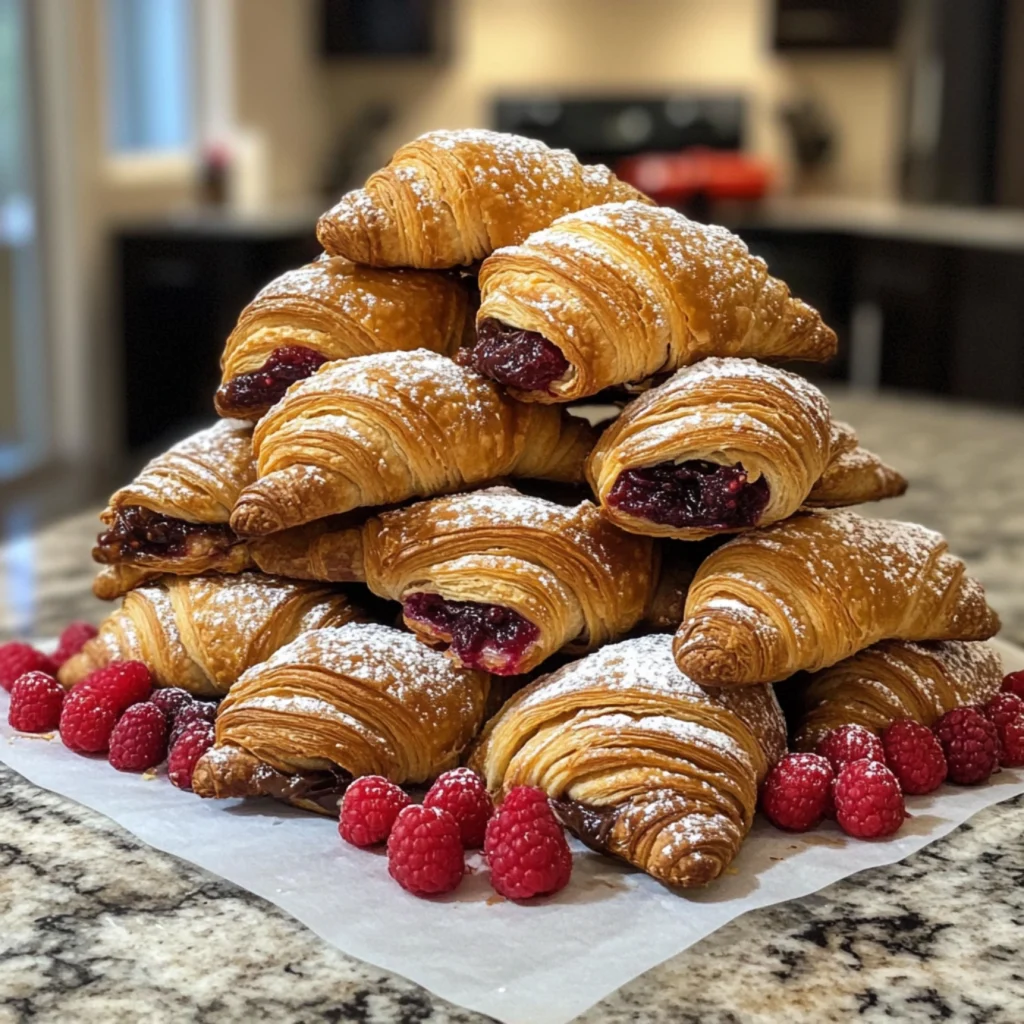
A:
314,0,902,199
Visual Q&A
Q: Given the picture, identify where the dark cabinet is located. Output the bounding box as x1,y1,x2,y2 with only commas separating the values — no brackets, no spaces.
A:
116,222,319,453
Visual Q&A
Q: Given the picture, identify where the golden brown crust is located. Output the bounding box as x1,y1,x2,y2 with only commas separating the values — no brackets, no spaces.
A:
57,573,359,695
785,640,1004,749
249,518,367,583
673,511,1000,686
468,634,785,888
805,421,908,508
92,421,256,591
475,202,837,403
92,564,165,601
215,256,472,418
317,129,651,268
192,623,490,799
360,488,658,674
229,350,596,536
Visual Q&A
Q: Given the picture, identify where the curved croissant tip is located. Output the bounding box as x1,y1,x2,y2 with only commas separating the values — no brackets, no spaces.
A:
673,612,770,687
316,192,377,264
230,499,285,538
659,851,726,889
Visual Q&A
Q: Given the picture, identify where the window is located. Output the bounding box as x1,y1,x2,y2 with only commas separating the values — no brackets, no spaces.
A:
0,0,47,477
106,0,195,153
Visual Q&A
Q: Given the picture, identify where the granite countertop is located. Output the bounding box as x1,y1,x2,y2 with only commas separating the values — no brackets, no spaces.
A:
2,388,1023,1022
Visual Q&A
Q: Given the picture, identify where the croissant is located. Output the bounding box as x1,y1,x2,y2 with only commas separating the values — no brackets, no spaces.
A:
214,255,472,419
58,573,358,696
469,634,786,887
91,421,256,599
316,129,650,269
467,201,837,403
191,623,490,813
229,350,597,536
586,359,906,539
249,488,701,675
783,640,1004,750
673,511,1000,686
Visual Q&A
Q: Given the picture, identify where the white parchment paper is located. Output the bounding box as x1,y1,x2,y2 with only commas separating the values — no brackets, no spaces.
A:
2,638,1023,1024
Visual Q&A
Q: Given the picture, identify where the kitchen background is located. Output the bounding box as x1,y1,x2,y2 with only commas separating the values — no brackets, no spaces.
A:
2,0,1024,536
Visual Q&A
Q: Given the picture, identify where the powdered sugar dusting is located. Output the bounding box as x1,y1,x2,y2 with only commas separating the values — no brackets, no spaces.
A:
237,622,483,726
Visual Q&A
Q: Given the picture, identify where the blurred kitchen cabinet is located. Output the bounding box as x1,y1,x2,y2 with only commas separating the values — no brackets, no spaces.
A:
115,220,320,453
731,222,1024,406
735,229,853,384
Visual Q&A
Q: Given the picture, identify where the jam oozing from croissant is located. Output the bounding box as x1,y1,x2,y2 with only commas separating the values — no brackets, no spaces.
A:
469,318,570,393
402,592,540,674
95,506,236,561
218,345,328,412
607,460,770,530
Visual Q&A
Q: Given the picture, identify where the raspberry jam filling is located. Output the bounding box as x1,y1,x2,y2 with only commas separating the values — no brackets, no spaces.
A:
606,460,770,530
218,345,329,412
402,592,540,674
95,506,237,561
468,318,570,393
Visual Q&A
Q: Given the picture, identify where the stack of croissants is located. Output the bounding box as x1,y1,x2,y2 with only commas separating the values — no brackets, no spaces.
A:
60,130,1003,890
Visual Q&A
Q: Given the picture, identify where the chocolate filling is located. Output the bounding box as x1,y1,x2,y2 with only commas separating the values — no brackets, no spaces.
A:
217,344,328,413
606,459,770,530
552,797,617,855
468,318,570,393
254,765,353,814
402,592,540,674
94,506,238,562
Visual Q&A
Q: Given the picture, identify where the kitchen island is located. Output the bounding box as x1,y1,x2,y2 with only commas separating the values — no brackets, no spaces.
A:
2,388,1023,1023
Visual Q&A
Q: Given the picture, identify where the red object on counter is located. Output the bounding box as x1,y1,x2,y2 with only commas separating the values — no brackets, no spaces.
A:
616,147,772,204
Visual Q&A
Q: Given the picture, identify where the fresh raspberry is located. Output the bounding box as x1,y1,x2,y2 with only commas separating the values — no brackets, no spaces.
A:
59,688,121,753
484,786,573,900
423,767,494,848
1003,671,1024,699
77,661,152,706
58,660,155,754
833,759,907,839
0,643,56,692
387,804,465,896
760,753,834,831
998,716,1024,767
150,687,194,724
8,671,65,733
982,692,1024,730
167,721,215,791
169,700,218,745
108,702,168,772
339,776,411,847
816,724,887,771
52,621,98,666
933,707,999,785
881,719,947,795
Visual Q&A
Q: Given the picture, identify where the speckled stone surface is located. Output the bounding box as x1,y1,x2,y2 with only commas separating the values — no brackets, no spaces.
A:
1,389,1023,1023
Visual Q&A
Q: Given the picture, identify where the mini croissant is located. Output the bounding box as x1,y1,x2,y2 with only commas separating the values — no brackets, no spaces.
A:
784,639,1004,750
192,623,490,812
674,511,1000,686
587,358,905,539
215,255,472,419
468,201,837,403
91,420,256,599
230,350,596,536
58,573,359,696
470,634,786,887
317,129,650,268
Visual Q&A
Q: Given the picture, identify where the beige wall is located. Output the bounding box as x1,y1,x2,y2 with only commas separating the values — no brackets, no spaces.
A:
307,0,901,200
